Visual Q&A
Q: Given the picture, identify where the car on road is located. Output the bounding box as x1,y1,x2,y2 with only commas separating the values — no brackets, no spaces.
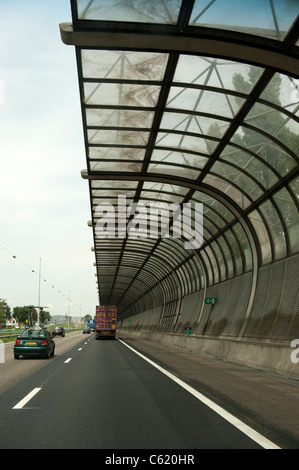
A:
52,326,65,337
14,328,55,359
83,327,90,334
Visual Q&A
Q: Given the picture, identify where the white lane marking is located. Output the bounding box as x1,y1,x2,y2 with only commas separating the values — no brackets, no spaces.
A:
13,387,42,409
12,337,90,409
117,338,280,450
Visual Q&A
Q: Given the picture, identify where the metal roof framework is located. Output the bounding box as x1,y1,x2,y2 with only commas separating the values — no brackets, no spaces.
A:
60,0,299,321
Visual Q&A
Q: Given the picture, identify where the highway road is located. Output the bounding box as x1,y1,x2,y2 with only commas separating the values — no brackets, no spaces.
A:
0,332,290,450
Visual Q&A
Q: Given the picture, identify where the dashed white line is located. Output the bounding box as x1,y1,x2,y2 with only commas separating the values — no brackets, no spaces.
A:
12,341,91,410
13,387,42,409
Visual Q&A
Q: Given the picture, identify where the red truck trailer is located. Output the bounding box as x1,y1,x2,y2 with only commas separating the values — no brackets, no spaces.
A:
95,305,117,339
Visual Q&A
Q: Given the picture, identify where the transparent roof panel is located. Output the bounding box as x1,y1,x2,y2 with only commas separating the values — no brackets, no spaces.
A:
89,147,146,161
148,163,201,180
91,180,138,189
231,127,298,174
259,199,287,260
142,181,189,195
160,112,230,138
76,0,182,23
210,161,264,200
87,129,150,146
84,82,161,106
155,131,219,155
173,55,264,91
81,50,169,80
260,73,299,109
140,191,185,203
193,193,235,223
220,146,279,190
86,108,155,128
245,103,299,155
274,186,299,254
203,174,251,209
189,0,299,40
150,149,208,169
289,176,299,203
90,161,143,172
167,87,244,118
232,222,253,271
92,195,135,205
248,209,272,264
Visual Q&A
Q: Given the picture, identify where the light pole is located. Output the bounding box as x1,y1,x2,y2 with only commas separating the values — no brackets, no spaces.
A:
37,257,41,326
68,290,70,329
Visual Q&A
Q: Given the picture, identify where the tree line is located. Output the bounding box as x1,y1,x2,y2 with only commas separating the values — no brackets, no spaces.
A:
0,300,51,327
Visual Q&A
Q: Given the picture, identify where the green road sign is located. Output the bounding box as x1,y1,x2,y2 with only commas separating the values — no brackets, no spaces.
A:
205,297,217,304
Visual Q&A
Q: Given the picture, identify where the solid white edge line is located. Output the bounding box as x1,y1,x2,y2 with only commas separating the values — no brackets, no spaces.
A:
117,338,280,450
13,387,42,409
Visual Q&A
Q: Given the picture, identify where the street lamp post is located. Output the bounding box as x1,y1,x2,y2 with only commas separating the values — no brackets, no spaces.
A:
37,257,41,326
68,290,70,329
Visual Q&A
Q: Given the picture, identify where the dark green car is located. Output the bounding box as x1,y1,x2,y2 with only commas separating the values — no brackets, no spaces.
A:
14,328,55,359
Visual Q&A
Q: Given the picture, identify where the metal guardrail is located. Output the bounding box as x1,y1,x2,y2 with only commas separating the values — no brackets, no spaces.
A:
0,334,19,339
0,327,82,340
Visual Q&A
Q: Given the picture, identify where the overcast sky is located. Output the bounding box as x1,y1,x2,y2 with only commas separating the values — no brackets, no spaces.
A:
0,1,98,319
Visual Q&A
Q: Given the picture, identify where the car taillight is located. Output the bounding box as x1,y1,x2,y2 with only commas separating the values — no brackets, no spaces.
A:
41,340,47,346
14,339,20,346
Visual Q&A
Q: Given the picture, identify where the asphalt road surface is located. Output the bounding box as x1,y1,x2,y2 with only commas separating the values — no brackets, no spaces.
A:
0,332,295,450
